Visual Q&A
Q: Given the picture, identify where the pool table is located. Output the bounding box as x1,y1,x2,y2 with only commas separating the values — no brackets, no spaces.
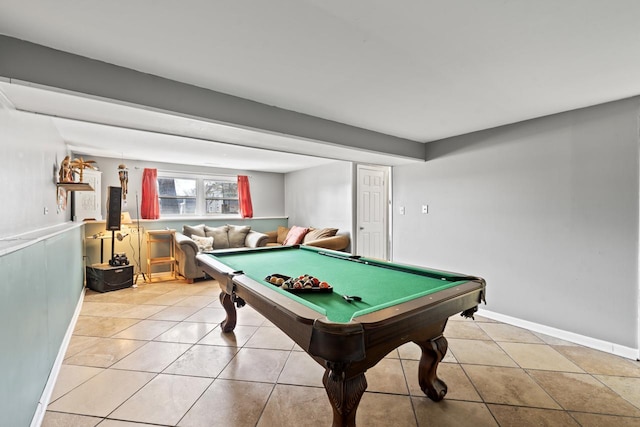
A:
196,245,485,427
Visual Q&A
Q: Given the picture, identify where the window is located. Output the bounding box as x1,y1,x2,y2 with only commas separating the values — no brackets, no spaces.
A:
204,180,239,214
157,174,239,216
158,177,197,215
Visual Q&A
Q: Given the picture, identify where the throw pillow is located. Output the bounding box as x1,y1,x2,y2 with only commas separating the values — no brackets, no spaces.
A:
282,225,309,245
277,226,290,244
205,225,230,249
303,227,339,244
191,235,214,252
227,224,251,248
183,224,206,238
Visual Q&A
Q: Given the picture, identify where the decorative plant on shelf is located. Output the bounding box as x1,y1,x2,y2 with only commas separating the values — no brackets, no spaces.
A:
70,157,97,182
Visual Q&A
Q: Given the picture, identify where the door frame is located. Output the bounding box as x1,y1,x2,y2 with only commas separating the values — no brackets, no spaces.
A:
354,164,391,260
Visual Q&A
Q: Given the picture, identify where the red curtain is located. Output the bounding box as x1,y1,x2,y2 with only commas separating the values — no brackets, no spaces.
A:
238,175,253,218
141,168,160,219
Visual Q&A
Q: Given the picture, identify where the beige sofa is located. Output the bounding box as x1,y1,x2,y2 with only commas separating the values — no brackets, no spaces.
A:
265,226,350,252
174,224,268,282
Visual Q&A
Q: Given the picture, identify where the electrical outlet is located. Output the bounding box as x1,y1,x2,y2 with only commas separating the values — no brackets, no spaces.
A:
43,207,49,215
422,205,428,214
399,206,405,215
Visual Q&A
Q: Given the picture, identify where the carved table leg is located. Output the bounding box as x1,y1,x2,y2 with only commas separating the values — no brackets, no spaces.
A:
323,362,367,427
219,291,237,332
415,335,448,401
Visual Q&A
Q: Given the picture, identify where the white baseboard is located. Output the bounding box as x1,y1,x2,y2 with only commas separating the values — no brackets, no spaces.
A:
30,289,86,427
478,308,639,361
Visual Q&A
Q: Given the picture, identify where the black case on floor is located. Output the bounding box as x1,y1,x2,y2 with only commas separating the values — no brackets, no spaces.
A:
86,264,133,292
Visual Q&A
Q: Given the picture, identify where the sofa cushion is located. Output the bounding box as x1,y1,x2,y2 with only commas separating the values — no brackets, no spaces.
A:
205,225,230,249
183,224,206,238
282,226,309,245
227,224,251,248
303,227,338,243
277,226,290,244
191,235,214,252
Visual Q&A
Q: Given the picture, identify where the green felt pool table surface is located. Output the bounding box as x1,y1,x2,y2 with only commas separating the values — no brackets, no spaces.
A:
205,246,474,323
198,245,486,427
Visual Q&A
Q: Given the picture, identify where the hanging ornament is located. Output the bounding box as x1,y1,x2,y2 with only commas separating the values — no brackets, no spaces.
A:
118,163,129,200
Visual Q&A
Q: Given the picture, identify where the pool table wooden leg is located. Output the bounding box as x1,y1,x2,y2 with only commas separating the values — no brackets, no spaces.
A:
323,362,367,427
219,291,237,333
415,334,448,401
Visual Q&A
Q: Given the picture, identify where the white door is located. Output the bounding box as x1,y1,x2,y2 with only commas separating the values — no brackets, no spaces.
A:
356,165,389,259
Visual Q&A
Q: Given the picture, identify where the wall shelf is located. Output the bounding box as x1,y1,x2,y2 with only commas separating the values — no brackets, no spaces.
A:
56,182,94,191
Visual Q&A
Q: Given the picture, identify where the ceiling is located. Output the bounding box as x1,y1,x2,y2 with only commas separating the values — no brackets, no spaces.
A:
2,1,640,172
0,81,400,173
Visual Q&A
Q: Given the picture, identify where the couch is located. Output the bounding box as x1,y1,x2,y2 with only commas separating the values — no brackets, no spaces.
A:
265,225,350,252
174,224,268,282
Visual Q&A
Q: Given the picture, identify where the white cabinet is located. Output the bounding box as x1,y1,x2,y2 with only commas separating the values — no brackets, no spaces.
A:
74,169,102,221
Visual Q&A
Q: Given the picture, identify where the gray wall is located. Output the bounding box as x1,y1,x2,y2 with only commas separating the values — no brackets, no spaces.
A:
285,161,354,241
393,97,640,349
0,101,85,425
87,155,286,220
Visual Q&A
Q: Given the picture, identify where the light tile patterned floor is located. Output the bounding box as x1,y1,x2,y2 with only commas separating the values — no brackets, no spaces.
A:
44,279,640,427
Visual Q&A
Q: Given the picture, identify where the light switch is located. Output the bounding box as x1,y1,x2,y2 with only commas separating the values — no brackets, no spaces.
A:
399,206,405,215
422,205,428,214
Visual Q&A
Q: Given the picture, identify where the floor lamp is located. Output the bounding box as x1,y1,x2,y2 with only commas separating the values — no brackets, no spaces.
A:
134,192,147,284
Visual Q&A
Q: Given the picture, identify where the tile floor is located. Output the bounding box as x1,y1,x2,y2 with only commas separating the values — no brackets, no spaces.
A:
43,278,640,427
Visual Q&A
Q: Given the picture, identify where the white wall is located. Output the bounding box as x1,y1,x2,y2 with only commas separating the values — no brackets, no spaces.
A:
393,97,640,350
0,96,70,238
0,90,85,426
285,161,353,237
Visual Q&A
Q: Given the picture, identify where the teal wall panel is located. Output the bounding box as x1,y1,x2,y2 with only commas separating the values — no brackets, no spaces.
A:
1,243,47,427
45,228,84,363
0,227,84,427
